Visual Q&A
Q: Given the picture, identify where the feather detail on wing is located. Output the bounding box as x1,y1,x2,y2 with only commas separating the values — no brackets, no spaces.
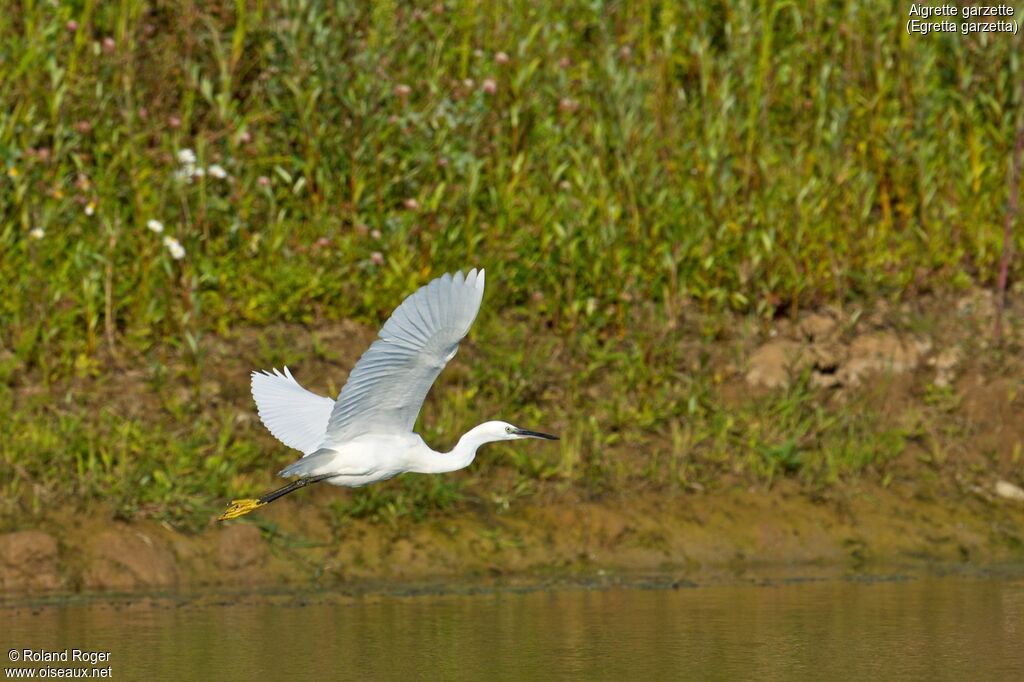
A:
320,268,486,446
251,367,334,455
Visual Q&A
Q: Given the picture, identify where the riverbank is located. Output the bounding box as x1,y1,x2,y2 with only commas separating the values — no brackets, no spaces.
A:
2,480,1024,594
3,287,1024,593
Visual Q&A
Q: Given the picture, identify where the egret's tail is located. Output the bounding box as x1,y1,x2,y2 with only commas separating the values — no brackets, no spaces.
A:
278,448,336,478
219,498,265,520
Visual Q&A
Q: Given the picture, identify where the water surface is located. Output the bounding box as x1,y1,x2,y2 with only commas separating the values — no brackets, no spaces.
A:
5,572,1023,680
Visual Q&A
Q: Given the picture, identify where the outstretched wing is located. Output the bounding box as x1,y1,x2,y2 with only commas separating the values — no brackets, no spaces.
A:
320,268,486,446
251,367,335,455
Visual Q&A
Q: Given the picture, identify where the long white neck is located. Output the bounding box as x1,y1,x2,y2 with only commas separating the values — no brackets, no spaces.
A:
411,423,501,475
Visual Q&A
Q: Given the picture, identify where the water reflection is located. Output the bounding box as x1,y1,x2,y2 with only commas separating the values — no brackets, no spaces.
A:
6,574,1024,680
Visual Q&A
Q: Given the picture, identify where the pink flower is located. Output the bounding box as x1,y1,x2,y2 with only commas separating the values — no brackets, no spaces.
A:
558,97,579,113
73,120,92,134
315,237,331,248
558,57,571,69
403,198,419,211
462,78,475,89
619,45,632,60
370,229,382,239
257,175,270,188
66,20,78,33
168,116,181,128
482,78,497,95
393,84,412,98
370,251,384,265
495,51,510,65
238,130,252,144
102,37,116,53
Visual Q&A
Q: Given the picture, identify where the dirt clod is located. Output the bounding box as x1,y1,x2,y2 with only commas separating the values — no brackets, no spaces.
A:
746,340,807,389
0,531,60,591
83,528,179,590
995,480,1024,502
929,347,962,388
216,524,266,571
840,332,920,386
799,313,837,341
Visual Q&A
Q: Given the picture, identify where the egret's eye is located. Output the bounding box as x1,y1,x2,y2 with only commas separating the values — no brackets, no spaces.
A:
505,426,513,433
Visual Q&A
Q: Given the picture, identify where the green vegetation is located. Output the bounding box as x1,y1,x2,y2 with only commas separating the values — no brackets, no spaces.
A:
1,2,1020,529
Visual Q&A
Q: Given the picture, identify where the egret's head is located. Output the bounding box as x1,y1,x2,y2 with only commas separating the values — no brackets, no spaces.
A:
482,420,559,442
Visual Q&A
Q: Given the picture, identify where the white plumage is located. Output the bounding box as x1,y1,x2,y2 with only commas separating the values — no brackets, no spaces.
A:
251,269,486,458
322,268,486,445
250,367,333,456
223,267,556,520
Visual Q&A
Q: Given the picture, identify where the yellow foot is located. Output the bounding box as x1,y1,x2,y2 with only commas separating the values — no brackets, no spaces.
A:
219,498,265,520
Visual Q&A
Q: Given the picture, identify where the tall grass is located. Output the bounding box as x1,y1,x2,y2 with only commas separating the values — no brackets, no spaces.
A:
0,1,1020,527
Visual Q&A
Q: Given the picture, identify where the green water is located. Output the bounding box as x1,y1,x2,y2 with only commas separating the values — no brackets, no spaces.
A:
4,573,1023,681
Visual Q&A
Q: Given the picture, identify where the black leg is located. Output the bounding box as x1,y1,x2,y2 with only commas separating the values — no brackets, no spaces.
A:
258,474,334,505
219,474,334,520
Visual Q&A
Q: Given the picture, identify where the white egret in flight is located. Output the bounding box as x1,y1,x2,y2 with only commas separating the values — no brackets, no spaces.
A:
219,268,557,520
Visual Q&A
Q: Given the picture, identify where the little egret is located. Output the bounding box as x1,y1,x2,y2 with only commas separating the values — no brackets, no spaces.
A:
219,268,557,520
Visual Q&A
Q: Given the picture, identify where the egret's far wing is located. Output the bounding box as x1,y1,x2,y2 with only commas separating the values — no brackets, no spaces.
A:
321,268,485,446
251,367,335,455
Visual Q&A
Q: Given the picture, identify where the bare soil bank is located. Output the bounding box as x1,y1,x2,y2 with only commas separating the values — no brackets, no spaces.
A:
2,481,1023,594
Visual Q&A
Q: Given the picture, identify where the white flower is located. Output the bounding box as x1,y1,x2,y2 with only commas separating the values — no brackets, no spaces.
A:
174,167,194,183
84,199,96,216
29,227,44,240
163,236,186,260
177,148,197,165
147,219,164,233
192,167,205,178
207,164,228,179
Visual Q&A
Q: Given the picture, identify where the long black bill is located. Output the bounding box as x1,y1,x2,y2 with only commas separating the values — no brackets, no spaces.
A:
513,428,559,440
